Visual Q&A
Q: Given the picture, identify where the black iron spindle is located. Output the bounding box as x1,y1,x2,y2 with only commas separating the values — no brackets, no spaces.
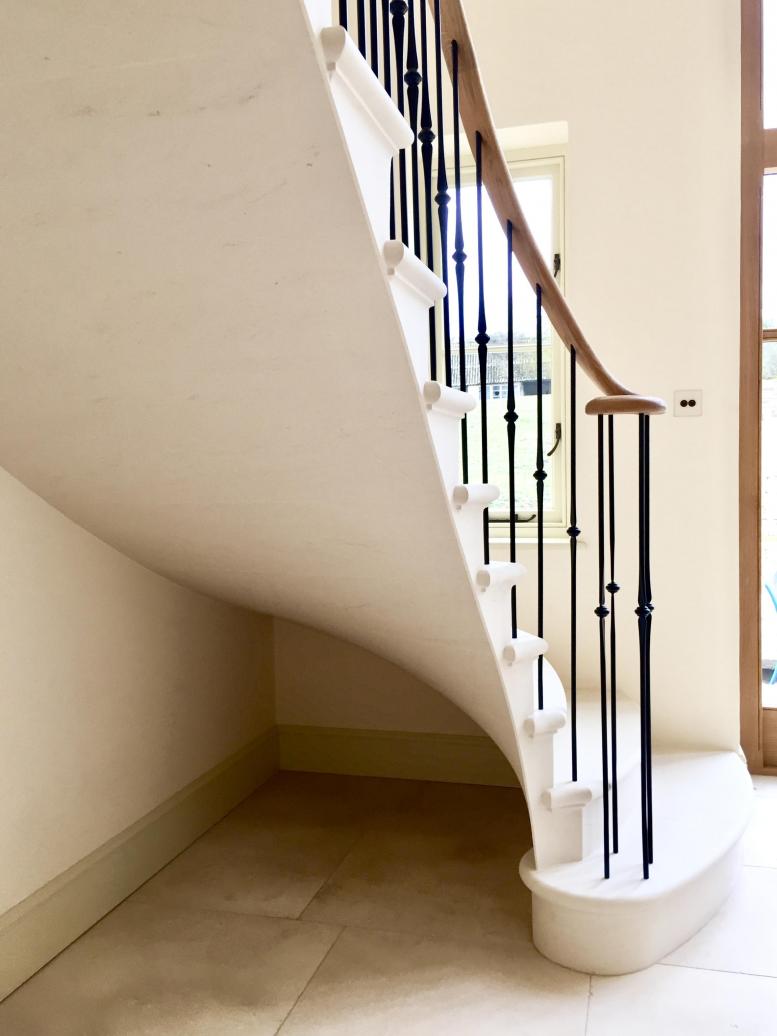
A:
534,285,546,708
636,413,650,879
390,1,409,245
506,222,517,637
645,415,654,864
568,348,579,780
404,2,422,257
607,414,619,853
418,1,437,379
433,0,452,385
475,132,490,564
382,0,396,238
452,39,467,476
339,0,348,29
596,415,611,879
357,0,366,56
369,0,379,75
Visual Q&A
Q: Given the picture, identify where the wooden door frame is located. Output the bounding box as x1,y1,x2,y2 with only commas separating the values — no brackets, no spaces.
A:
741,0,777,772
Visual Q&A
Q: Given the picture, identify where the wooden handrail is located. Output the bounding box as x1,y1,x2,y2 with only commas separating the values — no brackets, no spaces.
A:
438,0,666,416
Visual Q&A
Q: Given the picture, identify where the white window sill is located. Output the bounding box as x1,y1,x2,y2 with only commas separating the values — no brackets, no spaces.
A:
488,530,586,548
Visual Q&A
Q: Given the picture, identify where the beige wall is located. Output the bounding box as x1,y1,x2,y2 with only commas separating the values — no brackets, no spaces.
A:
469,0,741,750
274,618,480,735
0,468,274,917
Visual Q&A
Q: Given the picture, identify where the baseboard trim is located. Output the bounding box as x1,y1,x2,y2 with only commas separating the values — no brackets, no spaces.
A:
0,729,278,1002
278,724,518,787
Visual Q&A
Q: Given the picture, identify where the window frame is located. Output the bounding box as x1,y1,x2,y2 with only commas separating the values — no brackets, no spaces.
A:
741,0,777,770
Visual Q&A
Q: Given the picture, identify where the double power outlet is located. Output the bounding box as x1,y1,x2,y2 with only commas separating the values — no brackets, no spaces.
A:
673,390,703,417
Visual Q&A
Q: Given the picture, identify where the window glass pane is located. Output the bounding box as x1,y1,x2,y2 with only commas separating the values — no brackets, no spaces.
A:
449,173,558,519
763,341,777,702
763,174,777,701
766,0,777,127
764,175,777,328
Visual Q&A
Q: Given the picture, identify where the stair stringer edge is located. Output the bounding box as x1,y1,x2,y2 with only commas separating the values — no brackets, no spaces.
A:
301,0,584,859
296,0,531,783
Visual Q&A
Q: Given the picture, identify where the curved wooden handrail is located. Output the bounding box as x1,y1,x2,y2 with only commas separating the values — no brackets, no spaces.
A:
438,0,666,415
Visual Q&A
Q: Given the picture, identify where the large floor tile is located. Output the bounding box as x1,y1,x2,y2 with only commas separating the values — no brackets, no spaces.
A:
301,823,532,945
588,964,777,1036
744,792,777,868
0,901,340,1036
752,775,777,797
131,772,421,919
662,866,777,977
131,811,360,919
379,780,531,849
278,926,589,1036
225,771,425,831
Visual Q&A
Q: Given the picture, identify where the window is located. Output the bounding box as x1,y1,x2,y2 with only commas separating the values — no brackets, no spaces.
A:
444,148,566,533
762,173,777,705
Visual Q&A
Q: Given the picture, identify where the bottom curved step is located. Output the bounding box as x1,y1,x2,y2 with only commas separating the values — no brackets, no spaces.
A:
520,750,752,974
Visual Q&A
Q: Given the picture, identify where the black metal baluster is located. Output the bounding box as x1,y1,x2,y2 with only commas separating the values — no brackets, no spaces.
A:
607,415,619,854
568,348,579,780
390,1,409,245
506,222,517,637
452,39,467,477
369,0,379,75
475,132,490,564
645,415,654,864
419,1,437,379
534,286,546,708
433,0,452,386
404,2,421,257
637,414,650,879
596,415,611,879
357,0,366,56
382,0,396,239
339,0,348,29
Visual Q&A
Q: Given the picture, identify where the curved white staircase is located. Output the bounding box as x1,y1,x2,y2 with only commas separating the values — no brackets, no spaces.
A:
0,0,751,974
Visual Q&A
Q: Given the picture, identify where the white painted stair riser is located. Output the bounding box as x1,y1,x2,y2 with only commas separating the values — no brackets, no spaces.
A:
474,564,525,648
422,382,476,490
319,28,412,245
383,242,446,388
529,842,743,975
450,507,492,578
521,752,752,973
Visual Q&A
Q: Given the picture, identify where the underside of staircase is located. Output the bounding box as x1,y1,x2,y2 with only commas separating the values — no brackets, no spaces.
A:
0,0,751,974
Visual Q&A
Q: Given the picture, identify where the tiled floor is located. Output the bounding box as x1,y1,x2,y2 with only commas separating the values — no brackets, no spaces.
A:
2,772,776,1035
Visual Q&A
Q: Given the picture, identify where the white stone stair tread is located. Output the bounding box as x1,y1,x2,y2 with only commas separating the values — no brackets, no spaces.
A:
384,241,446,304
475,561,526,591
503,631,548,665
519,751,752,973
423,381,477,418
452,483,500,509
320,28,412,152
525,708,566,737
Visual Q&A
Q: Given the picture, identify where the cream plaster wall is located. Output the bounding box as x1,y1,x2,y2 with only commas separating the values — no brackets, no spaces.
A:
274,618,480,735
468,0,742,751
0,468,274,917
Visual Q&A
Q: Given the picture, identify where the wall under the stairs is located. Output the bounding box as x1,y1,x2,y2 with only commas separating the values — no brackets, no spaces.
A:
0,468,275,919
275,618,479,735
465,0,741,752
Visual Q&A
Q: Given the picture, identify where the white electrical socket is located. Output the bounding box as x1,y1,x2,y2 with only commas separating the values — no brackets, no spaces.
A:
674,390,703,416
